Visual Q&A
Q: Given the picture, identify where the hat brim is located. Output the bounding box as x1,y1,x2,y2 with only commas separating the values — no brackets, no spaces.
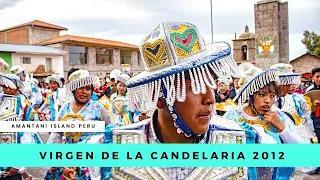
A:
47,76,62,88
127,42,236,88
278,73,301,85
0,73,18,89
233,69,279,104
66,75,100,92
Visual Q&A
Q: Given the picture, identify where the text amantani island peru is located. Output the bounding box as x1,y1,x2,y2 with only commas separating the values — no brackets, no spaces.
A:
10,124,96,129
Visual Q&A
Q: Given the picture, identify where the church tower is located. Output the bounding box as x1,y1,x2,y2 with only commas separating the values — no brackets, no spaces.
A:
254,0,289,69
232,25,256,65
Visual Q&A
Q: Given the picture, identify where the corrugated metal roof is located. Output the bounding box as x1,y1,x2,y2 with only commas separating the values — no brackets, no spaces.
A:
0,44,67,55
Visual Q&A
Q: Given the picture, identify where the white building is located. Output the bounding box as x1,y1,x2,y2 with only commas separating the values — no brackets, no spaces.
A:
0,43,67,79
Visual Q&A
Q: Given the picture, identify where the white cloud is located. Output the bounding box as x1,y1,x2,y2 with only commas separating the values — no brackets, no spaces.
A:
0,0,155,29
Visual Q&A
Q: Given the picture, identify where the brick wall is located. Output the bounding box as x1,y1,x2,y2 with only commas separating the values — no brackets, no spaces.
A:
0,33,5,43
5,27,29,44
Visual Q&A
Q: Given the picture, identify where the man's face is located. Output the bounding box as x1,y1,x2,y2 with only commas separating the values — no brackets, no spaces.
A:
279,85,290,97
312,72,320,86
233,78,240,89
174,79,215,134
49,81,58,91
110,80,116,86
74,85,92,104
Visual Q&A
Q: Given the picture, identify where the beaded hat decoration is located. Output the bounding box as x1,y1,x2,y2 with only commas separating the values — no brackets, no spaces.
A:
116,73,130,84
46,74,63,88
126,21,240,113
4,74,25,89
0,58,16,89
66,70,100,92
270,63,300,86
233,66,279,105
10,65,26,76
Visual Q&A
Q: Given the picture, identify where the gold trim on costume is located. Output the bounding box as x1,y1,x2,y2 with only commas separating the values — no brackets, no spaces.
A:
61,113,84,141
238,118,270,131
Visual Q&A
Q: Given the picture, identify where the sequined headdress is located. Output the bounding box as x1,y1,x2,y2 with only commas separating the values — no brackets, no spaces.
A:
116,73,130,84
66,70,100,92
46,74,63,88
126,21,240,137
233,66,280,105
10,65,26,76
0,58,16,89
270,63,300,85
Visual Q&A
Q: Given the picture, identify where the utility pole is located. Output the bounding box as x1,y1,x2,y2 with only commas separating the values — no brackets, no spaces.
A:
210,0,214,43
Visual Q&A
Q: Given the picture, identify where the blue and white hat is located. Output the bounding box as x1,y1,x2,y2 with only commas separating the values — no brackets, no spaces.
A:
233,66,279,105
126,21,241,137
270,63,300,85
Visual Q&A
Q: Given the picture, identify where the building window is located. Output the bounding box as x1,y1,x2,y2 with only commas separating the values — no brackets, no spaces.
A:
241,45,248,60
22,57,31,64
96,48,112,65
45,58,52,72
120,50,131,65
69,46,88,65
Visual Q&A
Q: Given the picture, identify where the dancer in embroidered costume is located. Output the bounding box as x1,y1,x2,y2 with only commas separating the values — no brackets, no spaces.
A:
98,21,264,180
44,69,111,180
110,73,131,126
0,59,34,180
270,63,315,141
39,74,63,121
225,65,308,179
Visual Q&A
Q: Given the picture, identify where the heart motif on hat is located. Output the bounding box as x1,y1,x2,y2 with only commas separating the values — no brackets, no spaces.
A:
1,136,9,143
113,100,125,114
61,114,84,141
247,69,256,77
170,29,197,53
276,66,286,72
143,40,167,63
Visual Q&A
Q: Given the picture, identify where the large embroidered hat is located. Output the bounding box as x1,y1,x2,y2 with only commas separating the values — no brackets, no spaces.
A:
270,63,300,85
126,21,240,112
46,74,63,88
233,66,279,105
66,70,100,92
10,65,26,76
4,74,25,89
116,73,130,84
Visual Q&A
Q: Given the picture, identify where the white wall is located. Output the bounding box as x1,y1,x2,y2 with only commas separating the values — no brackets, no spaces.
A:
11,53,64,76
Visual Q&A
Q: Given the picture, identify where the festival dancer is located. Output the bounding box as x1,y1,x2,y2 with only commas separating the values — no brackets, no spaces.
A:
110,73,131,126
39,74,64,121
45,69,111,180
99,21,262,179
224,65,308,179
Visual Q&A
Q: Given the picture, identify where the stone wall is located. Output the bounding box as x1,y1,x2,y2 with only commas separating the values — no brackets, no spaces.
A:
30,27,60,44
290,54,320,73
232,39,256,64
279,2,289,64
254,0,288,69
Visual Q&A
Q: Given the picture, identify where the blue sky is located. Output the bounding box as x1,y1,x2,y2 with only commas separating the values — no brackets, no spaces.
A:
0,0,319,60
